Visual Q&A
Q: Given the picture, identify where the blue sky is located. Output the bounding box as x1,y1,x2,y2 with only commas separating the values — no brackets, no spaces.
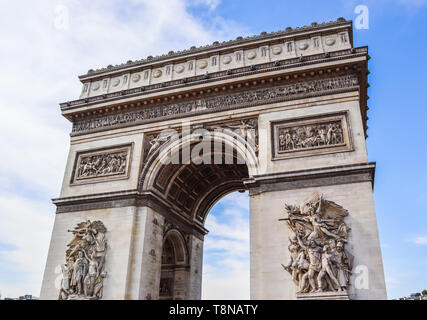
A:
0,0,425,300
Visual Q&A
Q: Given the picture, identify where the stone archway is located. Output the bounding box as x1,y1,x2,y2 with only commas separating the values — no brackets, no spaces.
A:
139,129,254,299
159,229,189,300
41,19,387,300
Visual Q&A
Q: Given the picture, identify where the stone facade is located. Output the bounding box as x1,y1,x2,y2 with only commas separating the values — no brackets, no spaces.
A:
40,18,386,300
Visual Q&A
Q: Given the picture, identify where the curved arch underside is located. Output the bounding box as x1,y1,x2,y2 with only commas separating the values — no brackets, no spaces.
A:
148,150,249,225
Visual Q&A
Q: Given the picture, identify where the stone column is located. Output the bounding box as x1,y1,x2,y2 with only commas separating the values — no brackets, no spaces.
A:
125,206,165,300
173,268,190,299
186,234,204,299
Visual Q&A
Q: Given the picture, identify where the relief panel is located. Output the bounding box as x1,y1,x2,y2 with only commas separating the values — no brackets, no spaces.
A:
272,112,353,160
71,144,133,185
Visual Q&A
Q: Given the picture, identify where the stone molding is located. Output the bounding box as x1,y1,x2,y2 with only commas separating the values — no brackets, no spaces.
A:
244,162,376,195
62,47,366,111
54,162,375,215
71,74,358,136
52,190,209,239
296,291,350,300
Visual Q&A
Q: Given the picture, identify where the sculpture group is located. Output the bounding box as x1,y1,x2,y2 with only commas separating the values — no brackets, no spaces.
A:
77,152,127,179
278,121,344,152
281,192,353,294
58,220,108,300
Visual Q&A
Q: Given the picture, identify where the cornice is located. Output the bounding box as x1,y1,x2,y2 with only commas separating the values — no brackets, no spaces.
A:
79,18,352,80
244,162,376,195
70,73,361,136
53,190,209,238
62,47,368,114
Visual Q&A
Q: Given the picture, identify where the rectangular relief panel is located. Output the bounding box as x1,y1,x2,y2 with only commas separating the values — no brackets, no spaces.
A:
70,143,133,185
271,111,353,160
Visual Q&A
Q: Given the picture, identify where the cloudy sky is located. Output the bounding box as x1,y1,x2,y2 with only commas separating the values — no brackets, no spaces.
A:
0,0,426,300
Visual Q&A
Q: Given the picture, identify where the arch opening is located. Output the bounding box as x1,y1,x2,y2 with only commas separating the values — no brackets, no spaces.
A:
202,191,250,300
159,230,189,300
148,134,253,300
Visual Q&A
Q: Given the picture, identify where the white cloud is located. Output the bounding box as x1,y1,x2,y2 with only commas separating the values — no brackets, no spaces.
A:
220,192,250,211
385,276,400,289
190,0,222,11
410,236,427,245
202,192,250,299
205,214,249,242
0,0,245,299
0,194,55,298
202,265,250,300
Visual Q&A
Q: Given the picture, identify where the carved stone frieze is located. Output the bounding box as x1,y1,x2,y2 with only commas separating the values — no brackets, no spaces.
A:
72,75,358,135
272,112,352,160
71,144,132,184
143,118,259,162
58,220,108,300
278,120,344,152
280,192,353,297
143,131,178,161
205,118,259,153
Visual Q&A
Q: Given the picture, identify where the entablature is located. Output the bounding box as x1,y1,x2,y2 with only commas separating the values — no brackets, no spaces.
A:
59,19,370,138
76,19,353,97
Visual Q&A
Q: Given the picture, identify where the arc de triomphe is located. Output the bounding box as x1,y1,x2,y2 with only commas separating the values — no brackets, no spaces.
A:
40,18,387,300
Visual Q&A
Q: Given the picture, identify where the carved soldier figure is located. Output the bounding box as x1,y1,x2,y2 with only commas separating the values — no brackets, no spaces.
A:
326,123,335,145
297,236,322,293
282,234,307,286
71,250,89,296
80,159,93,177
146,132,174,159
93,271,107,299
84,251,99,297
317,126,327,146
118,154,127,173
97,158,108,175
284,131,294,150
332,241,352,291
58,257,74,300
335,125,344,144
225,120,257,145
67,224,95,257
317,245,341,292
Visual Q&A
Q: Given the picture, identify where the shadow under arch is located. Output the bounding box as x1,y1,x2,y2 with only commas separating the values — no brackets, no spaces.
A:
138,129,259,225
159,228,189,300
138,128,257,300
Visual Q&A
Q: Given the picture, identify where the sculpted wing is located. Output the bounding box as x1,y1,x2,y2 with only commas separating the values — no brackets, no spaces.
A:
91,220,107,234
320,200,349,220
